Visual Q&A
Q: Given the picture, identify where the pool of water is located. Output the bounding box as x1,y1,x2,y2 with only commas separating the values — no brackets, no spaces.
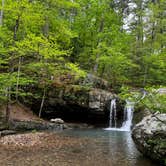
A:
59,129,157,166
0,129,158,166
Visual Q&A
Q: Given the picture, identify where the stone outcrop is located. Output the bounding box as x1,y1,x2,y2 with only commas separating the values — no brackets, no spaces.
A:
39,87,116,124
83,74,110,90
89,89,114,111
47,87,114,112
9,120,68,131
132,113,166,165
132,108,151,125
23,74,121,124
29,74,114,114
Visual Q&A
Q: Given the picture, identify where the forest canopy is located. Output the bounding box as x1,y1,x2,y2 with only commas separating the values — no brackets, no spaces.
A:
0,0,165,102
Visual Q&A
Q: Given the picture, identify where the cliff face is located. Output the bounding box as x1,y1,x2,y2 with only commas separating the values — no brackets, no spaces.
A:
46,74,114,112
32,86,116,125
28,74,119,125
47,87,114,112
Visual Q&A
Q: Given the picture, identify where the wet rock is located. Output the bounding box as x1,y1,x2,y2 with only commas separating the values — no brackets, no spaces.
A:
132,113,166,165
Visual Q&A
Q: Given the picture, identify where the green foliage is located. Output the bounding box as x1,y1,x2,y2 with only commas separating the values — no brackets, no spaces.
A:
66,63,87,80
119,86,166,113
142,52,166,85
119,86,143,103
0,0,165,106
140,87,166,113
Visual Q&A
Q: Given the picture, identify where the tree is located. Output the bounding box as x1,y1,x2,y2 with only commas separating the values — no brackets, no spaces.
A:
0,0,165,116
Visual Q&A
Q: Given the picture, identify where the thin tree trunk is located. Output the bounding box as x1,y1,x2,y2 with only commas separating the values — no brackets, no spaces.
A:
39,87,46,118
13,13,21,100
0,0,4,26
5,88,10,123
93,18,104,73
43,16,49,38
16,57,21,101
13,15,20,40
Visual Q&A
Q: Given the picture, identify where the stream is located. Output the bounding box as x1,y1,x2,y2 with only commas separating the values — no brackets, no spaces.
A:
59,129,158,166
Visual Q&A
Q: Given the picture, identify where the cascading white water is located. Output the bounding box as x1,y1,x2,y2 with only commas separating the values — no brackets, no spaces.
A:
105,99,134,131
109,99,117,128
120,100,134,131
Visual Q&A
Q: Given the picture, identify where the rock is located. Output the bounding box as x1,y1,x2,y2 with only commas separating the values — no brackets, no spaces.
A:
0,117,8,130
50,118,64,124
47,87,114,112
82,73,110,90
89,89,114,111
24,75,123,124
158,88,166,94
0,130,16,137
9,120,67,131
132,113,166,165
133,108,151,125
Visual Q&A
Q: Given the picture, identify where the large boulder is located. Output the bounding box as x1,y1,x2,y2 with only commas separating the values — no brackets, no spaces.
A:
132,113,166,165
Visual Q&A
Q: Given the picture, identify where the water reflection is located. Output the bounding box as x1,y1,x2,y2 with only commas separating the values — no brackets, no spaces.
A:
61,129,157,166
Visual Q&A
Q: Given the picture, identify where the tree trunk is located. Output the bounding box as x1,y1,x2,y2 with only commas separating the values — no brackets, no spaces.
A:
93,18,104,73
16,57,22,101
13,15,20,40
0,0,4,26
5,88,10,123
43,16,49,38
39,87,46,118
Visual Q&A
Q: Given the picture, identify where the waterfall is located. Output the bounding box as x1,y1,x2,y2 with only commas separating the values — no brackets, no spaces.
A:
105,99,134,131
109,99,117,128
120,101,134,131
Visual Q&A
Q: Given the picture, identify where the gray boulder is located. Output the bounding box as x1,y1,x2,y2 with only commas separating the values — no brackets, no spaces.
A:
50,118,64,124
132,113,166,165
